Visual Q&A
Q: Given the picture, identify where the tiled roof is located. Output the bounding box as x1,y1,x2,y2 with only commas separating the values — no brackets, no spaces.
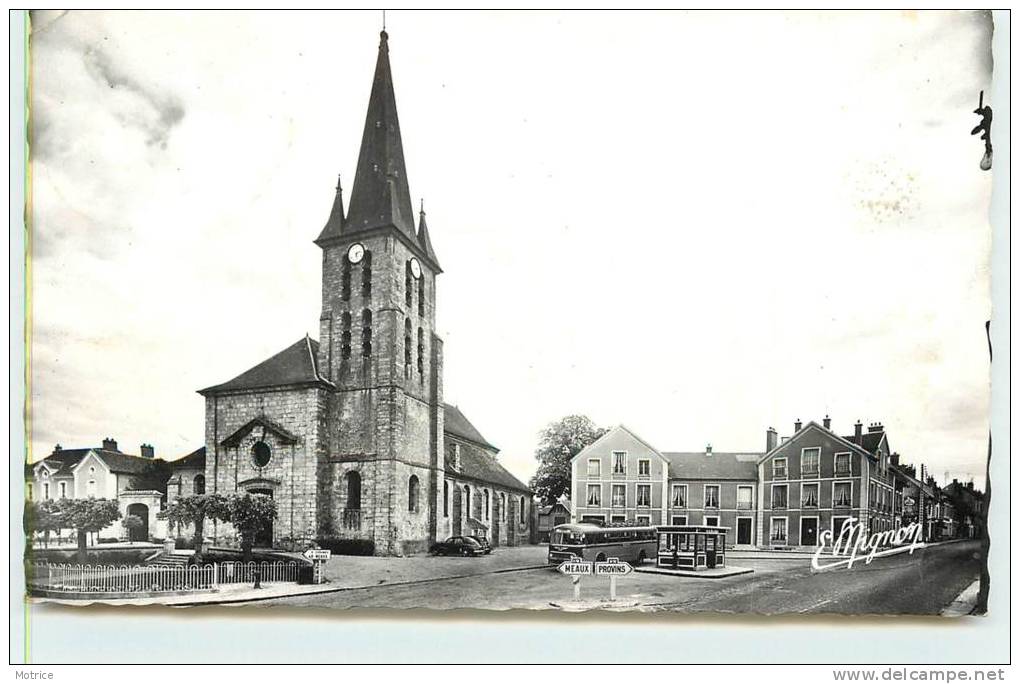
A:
445,439,530,494
200,337,333,395
27,447,156,478
662,452,761,480
444,404,497,451
170,447,206,470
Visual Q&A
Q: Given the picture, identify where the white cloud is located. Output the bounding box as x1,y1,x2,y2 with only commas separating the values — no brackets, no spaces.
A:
28,10,993,488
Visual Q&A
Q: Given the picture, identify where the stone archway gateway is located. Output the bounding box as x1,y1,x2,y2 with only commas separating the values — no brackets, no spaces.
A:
126,503,149,542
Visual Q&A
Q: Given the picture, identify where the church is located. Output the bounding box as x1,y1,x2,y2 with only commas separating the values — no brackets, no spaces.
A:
196,30,533,556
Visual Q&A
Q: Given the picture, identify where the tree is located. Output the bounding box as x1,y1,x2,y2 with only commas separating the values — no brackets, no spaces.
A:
129,459,174,496
158,493,230,563
57,498,121,561
24,500,63,550
226,493,278,562
122,514,144,542
528,415,608,505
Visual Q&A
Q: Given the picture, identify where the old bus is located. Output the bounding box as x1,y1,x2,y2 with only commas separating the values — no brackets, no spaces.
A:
547,523,657,565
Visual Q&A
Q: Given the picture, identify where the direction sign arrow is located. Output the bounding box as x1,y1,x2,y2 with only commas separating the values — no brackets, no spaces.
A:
304,548,332,561
557,560,593,576
594,559,634,576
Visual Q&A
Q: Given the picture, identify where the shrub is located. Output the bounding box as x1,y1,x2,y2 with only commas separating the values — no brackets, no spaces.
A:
315,537,375,556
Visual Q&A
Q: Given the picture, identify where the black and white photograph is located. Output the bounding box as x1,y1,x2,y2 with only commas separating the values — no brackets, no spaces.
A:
10,8,1009,668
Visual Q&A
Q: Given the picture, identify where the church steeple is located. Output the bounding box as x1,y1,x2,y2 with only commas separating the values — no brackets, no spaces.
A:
417,202,441,271
344,30,416,239
316,174,345,242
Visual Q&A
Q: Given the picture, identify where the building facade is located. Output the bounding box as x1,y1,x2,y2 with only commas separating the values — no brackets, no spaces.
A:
570,426,669,526
196,30,532,555
663,449,759,547
757,419,897,549
25,439,167,542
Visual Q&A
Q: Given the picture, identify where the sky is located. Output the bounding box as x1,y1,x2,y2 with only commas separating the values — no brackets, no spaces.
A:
27,10,994,488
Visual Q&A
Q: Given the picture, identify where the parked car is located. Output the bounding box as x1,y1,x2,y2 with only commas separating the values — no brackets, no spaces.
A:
466,535,492,554
430,536,484,557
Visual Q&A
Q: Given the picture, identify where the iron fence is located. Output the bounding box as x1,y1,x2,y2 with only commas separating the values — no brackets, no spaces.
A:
29,560,301,594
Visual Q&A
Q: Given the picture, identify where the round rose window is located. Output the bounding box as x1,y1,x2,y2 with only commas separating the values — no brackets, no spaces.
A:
252,441,272,469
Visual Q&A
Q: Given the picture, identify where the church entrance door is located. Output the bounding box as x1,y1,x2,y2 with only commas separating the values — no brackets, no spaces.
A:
249,488,274,548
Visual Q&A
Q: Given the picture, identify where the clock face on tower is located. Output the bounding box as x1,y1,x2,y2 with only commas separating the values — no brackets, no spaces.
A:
347,243,365,264
410,257,422,279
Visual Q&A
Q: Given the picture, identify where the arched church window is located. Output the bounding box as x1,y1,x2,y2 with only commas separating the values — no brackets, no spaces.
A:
404,318,412,369
252,441,272,469
464,485,471,518
341,260,351,301
418,278,425,317
443,480,449,517
500,493,506,522
408,475,420,513
341,312,352,360
417,328,424,379
484,490,490,520
361,309,372,357
361,251,372,298
405,262,413,307
520,496,527,523
194,474,206,495
346,471,361,510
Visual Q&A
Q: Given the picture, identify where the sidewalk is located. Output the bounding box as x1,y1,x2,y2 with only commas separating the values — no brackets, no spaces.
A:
29,544,552,607
940,578,981,617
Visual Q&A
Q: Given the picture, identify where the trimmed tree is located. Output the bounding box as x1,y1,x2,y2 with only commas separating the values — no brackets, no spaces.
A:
226,493,278,562
57,498,121,561
528,415,608,505
24,499,64,550
158,493,230,563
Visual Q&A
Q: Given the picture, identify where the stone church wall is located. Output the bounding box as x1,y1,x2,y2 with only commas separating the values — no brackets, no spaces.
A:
204,386,327,549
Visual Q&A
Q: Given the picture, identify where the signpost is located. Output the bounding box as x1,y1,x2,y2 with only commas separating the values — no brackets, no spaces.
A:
594,557,634,601
558,557,632,602
304,548,332,584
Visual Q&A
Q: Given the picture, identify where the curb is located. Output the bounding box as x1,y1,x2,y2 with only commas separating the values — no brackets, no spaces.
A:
175,563,553,607
940,578,981,617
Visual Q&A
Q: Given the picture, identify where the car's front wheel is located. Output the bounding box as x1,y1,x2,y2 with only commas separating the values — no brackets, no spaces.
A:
461,548,472,557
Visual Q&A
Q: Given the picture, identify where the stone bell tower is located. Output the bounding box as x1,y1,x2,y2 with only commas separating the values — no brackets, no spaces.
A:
314,30,445,555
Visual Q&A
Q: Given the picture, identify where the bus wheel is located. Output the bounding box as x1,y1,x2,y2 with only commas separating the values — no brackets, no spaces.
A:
595,553,607,562
636,550,646,565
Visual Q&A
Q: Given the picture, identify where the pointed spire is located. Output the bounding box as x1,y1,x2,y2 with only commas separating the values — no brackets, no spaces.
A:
417,200,441,271
344,29,416,239
315,174,346,244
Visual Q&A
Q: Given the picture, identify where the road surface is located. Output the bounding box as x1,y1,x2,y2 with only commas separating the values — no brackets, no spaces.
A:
246,540,981,615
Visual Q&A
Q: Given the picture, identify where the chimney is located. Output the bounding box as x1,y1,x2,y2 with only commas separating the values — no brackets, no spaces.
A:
853,421,863,444
823,415,831,430
705,444,713,456
793,419,802,433
53,444,62,453
890,453,900,467
140,444,155,459
868,422,884,433
102,437,119,452
766,427,778,452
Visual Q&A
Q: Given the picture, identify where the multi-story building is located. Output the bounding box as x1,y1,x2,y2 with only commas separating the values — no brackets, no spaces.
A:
758,418,897,548
662,448,759,547
570,426,669,526
25,438,167,541
570,426,760,547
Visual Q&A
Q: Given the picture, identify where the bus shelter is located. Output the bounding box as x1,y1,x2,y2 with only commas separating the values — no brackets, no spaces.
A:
656,525,728,570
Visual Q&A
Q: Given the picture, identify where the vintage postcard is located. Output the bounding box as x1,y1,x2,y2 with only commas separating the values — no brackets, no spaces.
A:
22,10,995,619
